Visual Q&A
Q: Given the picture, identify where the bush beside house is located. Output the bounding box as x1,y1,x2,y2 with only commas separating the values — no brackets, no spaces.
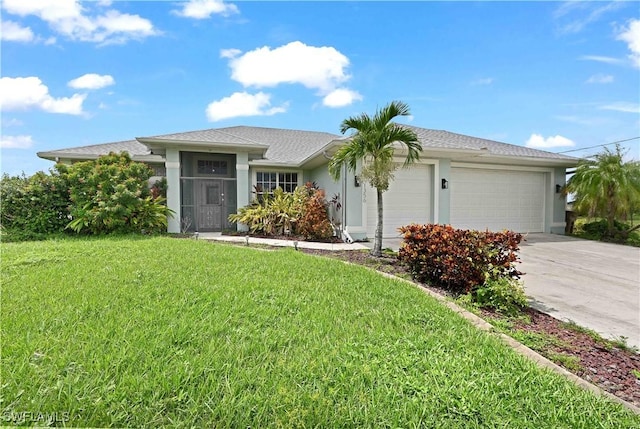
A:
228,182,334,241
398,223,526,314
1,153,170,241
0,171,71,241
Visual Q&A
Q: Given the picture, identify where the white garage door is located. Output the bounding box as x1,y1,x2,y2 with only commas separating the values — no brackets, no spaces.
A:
450,168,545,233
366,164,432,238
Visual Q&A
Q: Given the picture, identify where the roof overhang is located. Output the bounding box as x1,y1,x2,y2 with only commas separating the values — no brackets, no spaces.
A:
37,151,164,163
449,153,579,168
136,137,268,157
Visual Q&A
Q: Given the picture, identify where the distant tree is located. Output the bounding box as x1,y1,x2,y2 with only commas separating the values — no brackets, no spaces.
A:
329,101,422,256
565,144,640,239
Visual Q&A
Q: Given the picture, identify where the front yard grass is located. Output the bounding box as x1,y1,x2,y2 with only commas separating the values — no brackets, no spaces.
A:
2,237,638,427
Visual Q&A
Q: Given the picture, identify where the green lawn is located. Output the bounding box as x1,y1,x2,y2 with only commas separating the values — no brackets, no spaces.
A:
2,237,638,427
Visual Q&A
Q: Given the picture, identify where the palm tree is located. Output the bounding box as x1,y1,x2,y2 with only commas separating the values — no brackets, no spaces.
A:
565,144,640,239
329,101,422,256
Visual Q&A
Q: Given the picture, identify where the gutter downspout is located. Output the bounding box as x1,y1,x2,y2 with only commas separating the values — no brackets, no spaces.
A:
341,163,354,244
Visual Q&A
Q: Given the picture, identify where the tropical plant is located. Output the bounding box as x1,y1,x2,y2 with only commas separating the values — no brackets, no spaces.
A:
228,183,334,239
565,144,640,239
297,188,334,240
398,223,523,294
58,152,172,234
329,101,422,256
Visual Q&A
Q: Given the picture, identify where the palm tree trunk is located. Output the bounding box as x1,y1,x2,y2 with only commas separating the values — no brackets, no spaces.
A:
372,187,383,257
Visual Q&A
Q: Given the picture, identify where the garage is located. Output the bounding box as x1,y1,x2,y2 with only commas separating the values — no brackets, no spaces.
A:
366,164,432,238
450,167,546,232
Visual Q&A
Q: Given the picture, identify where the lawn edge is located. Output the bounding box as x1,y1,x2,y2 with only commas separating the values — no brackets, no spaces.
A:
328,257,640,415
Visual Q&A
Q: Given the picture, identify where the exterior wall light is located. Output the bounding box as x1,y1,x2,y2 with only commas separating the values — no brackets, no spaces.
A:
556,184,562,194
441,178,449,189
354,175,361,187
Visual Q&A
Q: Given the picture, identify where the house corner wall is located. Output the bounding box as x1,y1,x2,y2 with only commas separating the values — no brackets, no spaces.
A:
437,159,451,225
308,163,365,240
549,167,568,234
165,149,181,233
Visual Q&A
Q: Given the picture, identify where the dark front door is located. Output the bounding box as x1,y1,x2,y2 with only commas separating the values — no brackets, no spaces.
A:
197,180,223,231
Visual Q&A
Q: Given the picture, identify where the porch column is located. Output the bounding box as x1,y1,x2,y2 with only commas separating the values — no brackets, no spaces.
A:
236,152,249,231
166,148,181,233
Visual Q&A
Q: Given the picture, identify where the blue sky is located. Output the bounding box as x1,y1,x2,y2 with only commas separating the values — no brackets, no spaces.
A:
1,0,639,176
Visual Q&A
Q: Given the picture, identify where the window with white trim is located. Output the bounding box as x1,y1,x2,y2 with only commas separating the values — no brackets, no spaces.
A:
256,171,298,194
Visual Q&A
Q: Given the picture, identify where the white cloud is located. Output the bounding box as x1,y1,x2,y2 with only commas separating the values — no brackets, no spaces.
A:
554,1,624,34
0,76,86,115
525,134,575,149
616,19,640,68
1,0,158,45
555,115,611,127
224,41,351,92
173,0,238,19
1,20,34,42
1,118,24,127
322,88,362,107
578,55,624,65
206,91,287,121
221,41,361,106
599,102,640,113
585,74,614,84
0,135,33,149
471,77,494,85
68,73,115,90
220,48,242,59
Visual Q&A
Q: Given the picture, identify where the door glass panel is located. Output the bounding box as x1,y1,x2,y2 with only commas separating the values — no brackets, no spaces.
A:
206,184,221,205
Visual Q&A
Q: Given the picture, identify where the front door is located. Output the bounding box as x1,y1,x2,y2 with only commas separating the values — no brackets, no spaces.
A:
197,180,223,231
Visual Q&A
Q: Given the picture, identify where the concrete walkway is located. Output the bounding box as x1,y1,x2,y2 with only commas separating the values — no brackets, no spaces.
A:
518,234,640,349
198,232,369,251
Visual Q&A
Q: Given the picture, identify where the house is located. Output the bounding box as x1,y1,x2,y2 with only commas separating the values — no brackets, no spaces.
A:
37,125,578,240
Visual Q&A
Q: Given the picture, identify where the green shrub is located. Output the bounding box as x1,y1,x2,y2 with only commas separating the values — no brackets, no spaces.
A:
0,171,71,236
229,187,304,235
582,219,630,237
470,277,528,316
398,224,522,294
58,153,172,234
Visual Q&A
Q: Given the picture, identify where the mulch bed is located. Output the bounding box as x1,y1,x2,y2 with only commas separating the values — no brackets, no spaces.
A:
298,247,640,408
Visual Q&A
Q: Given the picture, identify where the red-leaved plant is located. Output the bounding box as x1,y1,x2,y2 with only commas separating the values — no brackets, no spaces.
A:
397,224,523,294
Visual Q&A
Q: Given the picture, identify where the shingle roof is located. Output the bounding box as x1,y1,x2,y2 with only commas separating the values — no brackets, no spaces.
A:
143,128,265,147
38,124,576,165
141,126,342,163
402,125,577,161
39,140,152,158
217,126,342,163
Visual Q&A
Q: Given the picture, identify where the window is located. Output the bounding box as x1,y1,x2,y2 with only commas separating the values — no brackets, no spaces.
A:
278,173,298,193
197,160,228,176
256,171,298,194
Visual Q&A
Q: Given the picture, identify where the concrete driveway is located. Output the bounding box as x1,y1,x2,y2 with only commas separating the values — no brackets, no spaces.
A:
370,234,640,349
518,234,640,349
